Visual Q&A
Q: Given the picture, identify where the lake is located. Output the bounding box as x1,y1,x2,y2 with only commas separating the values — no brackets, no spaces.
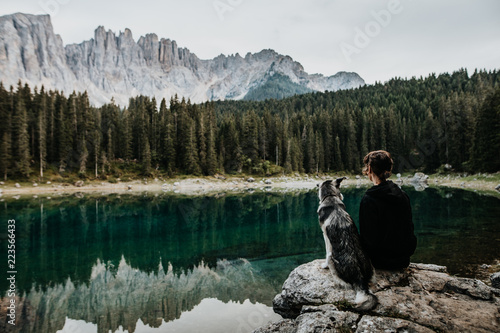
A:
1,186,499,332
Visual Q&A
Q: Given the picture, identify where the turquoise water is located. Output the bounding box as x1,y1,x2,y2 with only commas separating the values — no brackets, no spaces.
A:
1,186,499,332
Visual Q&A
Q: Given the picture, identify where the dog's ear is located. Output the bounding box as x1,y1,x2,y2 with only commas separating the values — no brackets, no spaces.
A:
334,177,347,188
319,180,333,188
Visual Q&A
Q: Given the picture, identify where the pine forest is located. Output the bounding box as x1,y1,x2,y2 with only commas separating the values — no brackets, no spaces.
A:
0,68,499,181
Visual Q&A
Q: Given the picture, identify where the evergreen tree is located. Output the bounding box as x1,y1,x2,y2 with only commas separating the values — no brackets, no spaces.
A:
205,103,218,175
0,83,12,180
470,88,500,172
35,89,47,179
92,109,101,178
55,93,71,172
13,85,31,177
143,140,152,175
120,108,133,160
241,110,259,170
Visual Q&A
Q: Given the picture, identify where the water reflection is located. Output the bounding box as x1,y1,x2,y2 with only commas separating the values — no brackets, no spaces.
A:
0,192,322,295
5,257,280,333
0,188,499,332
58,299,278,333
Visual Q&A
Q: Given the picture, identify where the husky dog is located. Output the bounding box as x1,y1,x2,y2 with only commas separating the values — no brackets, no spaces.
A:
317,177,377,311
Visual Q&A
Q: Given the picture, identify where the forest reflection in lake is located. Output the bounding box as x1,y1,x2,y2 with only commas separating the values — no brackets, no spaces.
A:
0,186,499,333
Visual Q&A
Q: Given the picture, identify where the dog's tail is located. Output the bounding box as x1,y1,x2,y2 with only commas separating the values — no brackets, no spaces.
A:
354,288,378,311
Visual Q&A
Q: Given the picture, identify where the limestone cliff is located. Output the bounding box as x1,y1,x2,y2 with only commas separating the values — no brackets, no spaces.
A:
0,13,365,106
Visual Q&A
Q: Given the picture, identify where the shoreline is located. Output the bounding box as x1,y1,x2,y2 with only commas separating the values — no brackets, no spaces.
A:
0,174,499,198
0,176,355,197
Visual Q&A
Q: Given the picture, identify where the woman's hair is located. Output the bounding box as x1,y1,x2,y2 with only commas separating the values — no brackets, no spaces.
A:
362,150,393,180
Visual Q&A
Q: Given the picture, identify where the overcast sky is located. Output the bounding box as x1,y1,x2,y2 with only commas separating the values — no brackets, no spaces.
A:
1,0,499,84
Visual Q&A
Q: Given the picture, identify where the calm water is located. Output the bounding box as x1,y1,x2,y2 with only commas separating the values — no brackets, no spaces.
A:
1,186,499,333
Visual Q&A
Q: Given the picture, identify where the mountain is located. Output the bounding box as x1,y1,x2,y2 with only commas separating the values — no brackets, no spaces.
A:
0,13,365,106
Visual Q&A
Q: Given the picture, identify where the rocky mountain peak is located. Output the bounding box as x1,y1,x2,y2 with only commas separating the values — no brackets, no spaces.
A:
0,13,365,106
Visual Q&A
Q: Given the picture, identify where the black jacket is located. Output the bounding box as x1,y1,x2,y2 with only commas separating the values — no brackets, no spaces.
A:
359,180,417,270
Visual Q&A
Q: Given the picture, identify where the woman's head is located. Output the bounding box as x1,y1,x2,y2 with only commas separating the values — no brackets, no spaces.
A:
362,150,393,181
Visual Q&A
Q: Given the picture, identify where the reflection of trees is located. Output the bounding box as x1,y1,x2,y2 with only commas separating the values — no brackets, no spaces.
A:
0,192,325,294
0,186,498,315
408,187,500,276
0,258,277,333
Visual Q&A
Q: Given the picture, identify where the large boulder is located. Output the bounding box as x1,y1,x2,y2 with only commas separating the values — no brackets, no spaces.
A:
255,260,500,333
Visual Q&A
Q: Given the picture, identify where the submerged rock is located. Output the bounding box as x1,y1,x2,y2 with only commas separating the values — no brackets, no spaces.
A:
254,260,500,333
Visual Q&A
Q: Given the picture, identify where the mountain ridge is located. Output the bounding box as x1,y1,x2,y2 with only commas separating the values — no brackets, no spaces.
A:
0,12,365,106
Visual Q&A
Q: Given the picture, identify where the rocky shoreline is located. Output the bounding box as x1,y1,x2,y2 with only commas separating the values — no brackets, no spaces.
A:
253,260,500,333
0,173,499,198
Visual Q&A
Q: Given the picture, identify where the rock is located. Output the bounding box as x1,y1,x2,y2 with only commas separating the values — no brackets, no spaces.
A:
215,174,226,180
265,179,273,185
0,181,4,185
33,183,38,187
46,181,51,185
491,272,500,289
355,175,360,180
256,260,500,333
15,183,20,188
495,184,500,192
252,319,296,333
0,13,364,107
127,185,132,190
74,180,84,187
173,182,180,186
356,316,434,333
247,177,255,183
411,172,428,183
411,183,428,192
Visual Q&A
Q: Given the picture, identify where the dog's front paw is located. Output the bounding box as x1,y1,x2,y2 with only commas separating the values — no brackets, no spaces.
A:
321,262,329,269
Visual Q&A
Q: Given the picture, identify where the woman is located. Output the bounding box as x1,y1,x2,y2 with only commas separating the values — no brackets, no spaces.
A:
359,150,417,270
